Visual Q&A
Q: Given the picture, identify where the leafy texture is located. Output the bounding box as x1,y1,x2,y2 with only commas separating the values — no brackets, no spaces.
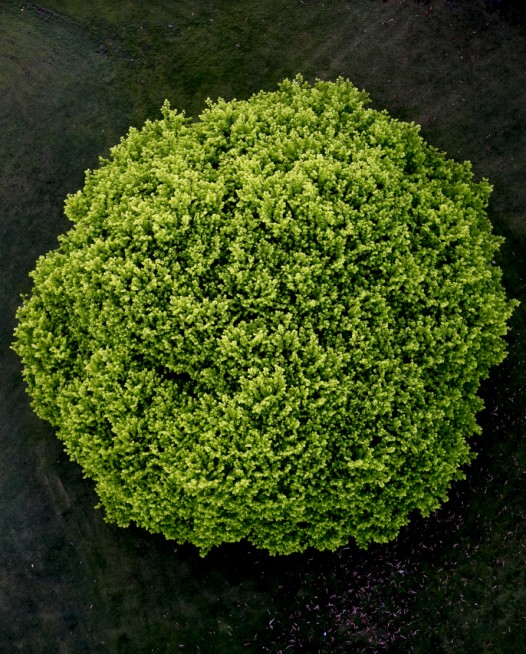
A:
13,77,517,555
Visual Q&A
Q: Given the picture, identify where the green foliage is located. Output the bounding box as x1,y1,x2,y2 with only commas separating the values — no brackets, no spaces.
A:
13,76,518,555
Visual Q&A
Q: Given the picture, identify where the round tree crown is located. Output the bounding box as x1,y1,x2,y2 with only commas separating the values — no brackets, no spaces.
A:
13,76,517,555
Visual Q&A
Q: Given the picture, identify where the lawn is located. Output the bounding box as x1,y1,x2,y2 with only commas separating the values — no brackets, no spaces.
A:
1,1,524,651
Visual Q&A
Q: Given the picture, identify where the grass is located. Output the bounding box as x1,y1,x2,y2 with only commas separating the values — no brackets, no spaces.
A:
1,0,524,651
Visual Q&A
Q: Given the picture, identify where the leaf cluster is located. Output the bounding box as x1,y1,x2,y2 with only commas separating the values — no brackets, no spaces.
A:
13,76,518,555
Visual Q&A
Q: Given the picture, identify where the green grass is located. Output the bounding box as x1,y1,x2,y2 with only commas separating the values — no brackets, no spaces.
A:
1,0,524,651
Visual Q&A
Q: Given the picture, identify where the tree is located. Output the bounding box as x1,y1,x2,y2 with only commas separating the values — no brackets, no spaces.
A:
13,76,518,555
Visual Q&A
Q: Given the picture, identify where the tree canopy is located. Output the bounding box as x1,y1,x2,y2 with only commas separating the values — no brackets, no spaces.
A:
13,76,517,555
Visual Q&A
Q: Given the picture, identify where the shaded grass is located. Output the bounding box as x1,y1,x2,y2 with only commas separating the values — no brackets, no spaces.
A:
1,0,525,652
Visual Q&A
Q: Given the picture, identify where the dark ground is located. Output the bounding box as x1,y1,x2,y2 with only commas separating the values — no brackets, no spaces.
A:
1,1,525,652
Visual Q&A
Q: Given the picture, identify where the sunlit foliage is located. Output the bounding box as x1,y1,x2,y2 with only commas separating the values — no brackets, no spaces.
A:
13,77,517,555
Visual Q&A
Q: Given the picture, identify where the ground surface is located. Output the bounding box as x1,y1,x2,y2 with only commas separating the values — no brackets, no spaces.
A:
1,1,524,652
